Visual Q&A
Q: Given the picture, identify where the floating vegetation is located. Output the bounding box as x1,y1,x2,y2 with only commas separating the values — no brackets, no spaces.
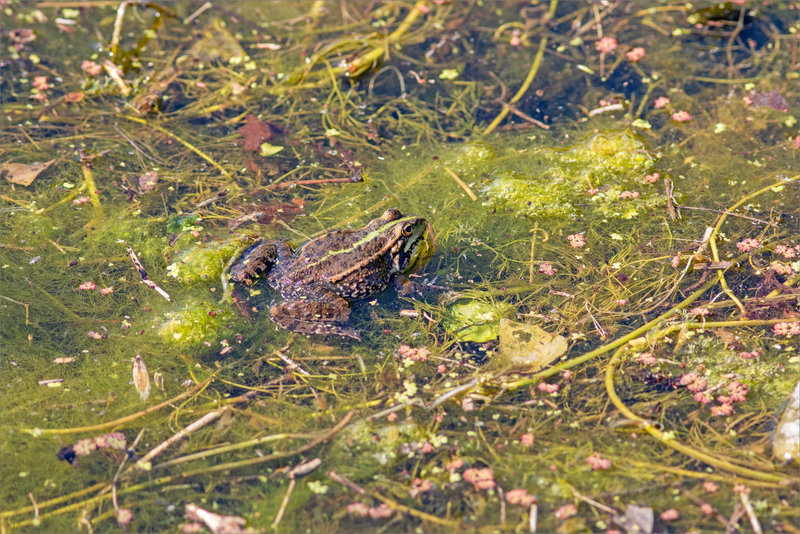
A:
481,130,662,219
156,299,237,347
442,298,516,343
166,238,246,285
1,1,798,533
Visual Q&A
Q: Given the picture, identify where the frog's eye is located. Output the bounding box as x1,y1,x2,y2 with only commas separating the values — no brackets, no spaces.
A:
402,223,414,236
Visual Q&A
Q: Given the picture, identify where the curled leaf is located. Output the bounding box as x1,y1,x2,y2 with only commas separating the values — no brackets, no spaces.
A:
774,380,799,463
132,354,151,401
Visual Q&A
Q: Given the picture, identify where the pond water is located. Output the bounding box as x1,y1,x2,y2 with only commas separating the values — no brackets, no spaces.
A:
1,1,798,532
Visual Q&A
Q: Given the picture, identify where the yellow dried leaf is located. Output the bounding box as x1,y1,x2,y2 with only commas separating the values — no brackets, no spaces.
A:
498,318,568,370
1,159,55,186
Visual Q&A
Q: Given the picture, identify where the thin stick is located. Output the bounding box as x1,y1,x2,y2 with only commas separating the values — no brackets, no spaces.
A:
528,223,539,284
183,1,211,24
503,103,549,129
152,432,313,470
427,378,478,410
1,296,30,325
0,482,107,521
264,177,362,189
370,491,460,527
18,376,214,435
327,470,459,527
739,490,763,534
27,494,38,525
625,459,784,489
126,245,171,302
121,115,233,181
272,479,295,528
101,59,131,96
327,470,366,495
169,412,354,478
483,35,548,135
678,205,775,226
80,161,103,215
110,1,131,58
136,408,228,469
442,166,477,201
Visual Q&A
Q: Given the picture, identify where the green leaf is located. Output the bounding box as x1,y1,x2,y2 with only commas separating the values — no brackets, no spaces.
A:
259,143,284,157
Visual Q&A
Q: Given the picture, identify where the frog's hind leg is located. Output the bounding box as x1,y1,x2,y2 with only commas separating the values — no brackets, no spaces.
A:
268,292,360,340
230,240,293,284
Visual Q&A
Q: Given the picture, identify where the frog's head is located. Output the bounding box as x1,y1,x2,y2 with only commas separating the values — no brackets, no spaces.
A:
379,209,434,274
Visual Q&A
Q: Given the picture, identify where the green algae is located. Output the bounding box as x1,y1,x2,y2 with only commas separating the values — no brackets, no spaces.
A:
166,238,245,285
481,130,663,219
1,1,799,533
156,299,238,347
442,299,516,343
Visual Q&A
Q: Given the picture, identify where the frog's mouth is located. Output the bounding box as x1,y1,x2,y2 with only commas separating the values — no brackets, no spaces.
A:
401,222,435,273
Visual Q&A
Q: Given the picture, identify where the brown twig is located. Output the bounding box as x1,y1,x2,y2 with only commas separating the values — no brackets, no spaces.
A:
20,375,214,435
126,245,171,302
327,470,366,495
263,177,362,190
442,166,477,201
136,408,229,469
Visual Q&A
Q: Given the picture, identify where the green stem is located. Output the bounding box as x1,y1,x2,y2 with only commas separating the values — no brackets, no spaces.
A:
18,376,214,435
503,274,719,391
483,35,548,135
605,346,795,484
120,115,234,182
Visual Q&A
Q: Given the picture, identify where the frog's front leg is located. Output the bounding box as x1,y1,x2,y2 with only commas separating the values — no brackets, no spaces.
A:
269,291,360,339
230,240,293,284
393,274,438,296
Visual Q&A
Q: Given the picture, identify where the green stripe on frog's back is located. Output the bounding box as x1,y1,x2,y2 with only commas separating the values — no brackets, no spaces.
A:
303,215,420,280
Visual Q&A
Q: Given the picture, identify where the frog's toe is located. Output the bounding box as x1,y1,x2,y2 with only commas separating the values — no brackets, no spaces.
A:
269,313,360,340
268,301,358,339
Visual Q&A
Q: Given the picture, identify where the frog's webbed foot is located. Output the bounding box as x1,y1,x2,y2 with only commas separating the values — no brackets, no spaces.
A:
394,275,446,297
268,294,360,340
230,240,293,284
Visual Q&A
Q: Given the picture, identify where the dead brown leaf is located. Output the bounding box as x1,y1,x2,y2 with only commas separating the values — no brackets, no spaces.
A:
228,198,304,229
748,89,789,113
138,171,158,192
64,91,85,103
1,159,55,186
237,114,274,151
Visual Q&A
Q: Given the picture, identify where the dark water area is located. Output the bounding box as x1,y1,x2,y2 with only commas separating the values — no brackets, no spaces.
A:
1,1,798,532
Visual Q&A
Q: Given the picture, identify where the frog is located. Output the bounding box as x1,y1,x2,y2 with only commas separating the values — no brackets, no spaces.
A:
230,208,432,339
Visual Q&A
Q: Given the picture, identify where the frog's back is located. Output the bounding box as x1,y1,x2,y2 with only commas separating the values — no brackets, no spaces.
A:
293,228,360,262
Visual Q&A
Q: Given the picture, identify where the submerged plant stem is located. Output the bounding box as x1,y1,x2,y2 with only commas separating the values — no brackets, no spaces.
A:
80,163,102,216
483,35,548,135
502,275,719,392
605,346,795,485
19,376,215,435
121,115,234,182
709,175,798,313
